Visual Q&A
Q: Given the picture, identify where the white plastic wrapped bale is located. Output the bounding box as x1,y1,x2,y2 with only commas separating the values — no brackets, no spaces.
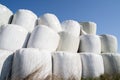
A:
61,20,81,37
11,48,52,80
79,22,97,35
0,50,13,80
0,4,13,26
0,24,29,51
12,9,37,32
100,34,118,53
80,53,104,78
27,25,60,52
102,54,120,75
57,32,80,53
53,52,82,80
38,13,62,32
79,34,101,53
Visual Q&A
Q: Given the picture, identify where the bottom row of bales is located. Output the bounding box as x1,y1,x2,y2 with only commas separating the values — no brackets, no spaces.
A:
0,48,120,80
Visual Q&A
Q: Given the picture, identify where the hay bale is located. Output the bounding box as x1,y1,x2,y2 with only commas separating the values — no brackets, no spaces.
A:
53,52,82,80
12,9,37,32
27,25,60,52
57,32,80,53
11,48,52,80
38,13,62,32
0,24,29,51
80,53,104,78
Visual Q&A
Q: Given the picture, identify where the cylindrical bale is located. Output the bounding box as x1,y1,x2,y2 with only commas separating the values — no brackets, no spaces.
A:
100,34,118,53
0,50,13,80
80,53,104,78
53,52,82,80
0,4,13,26
12,9,37,32
57,32,80,53
0,24,29,52
102,53,120,75
38,13,62,32
61,20,81,37
27,25,60,52
11,48,52,80
79,22,97,35
79,34,101,53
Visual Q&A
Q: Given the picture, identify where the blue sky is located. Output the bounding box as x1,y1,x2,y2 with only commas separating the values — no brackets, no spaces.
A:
0,0,120,52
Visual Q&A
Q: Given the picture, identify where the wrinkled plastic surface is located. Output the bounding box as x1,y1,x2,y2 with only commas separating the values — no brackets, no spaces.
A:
79,34,101,53
0,24,29,51
80,53,104,78
12,9,37,32
11,48,52,80
100,34,118,53
27,25,60,52
53,52,82,80
0,4,13,26
57,32,80,53
102,53,120,75
79,22,96,35
38,13,62,32
61,20,81,37
0,50,13,80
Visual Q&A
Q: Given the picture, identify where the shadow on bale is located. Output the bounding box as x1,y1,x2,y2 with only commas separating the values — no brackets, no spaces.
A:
0,54,13,80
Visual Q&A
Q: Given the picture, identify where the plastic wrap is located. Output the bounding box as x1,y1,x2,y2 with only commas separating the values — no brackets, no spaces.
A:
57,32,80,53
80,53,104,78
79,34,101,53
61,20,81,37
0,4,13,26
11,48,52,80
79,22,96,34
38,13,62,32
100,34,118,53
27,25,60,52
53,52,82,80
12,9,37,32
0,50,13,80
0,24,29,51
102,53,120,75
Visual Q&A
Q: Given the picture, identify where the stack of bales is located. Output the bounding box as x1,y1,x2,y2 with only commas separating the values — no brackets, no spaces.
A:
0,4,52,80
100,34,119,75
79,22,119,78
79,22,104,78
0,4,119,80
0,4,18,80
